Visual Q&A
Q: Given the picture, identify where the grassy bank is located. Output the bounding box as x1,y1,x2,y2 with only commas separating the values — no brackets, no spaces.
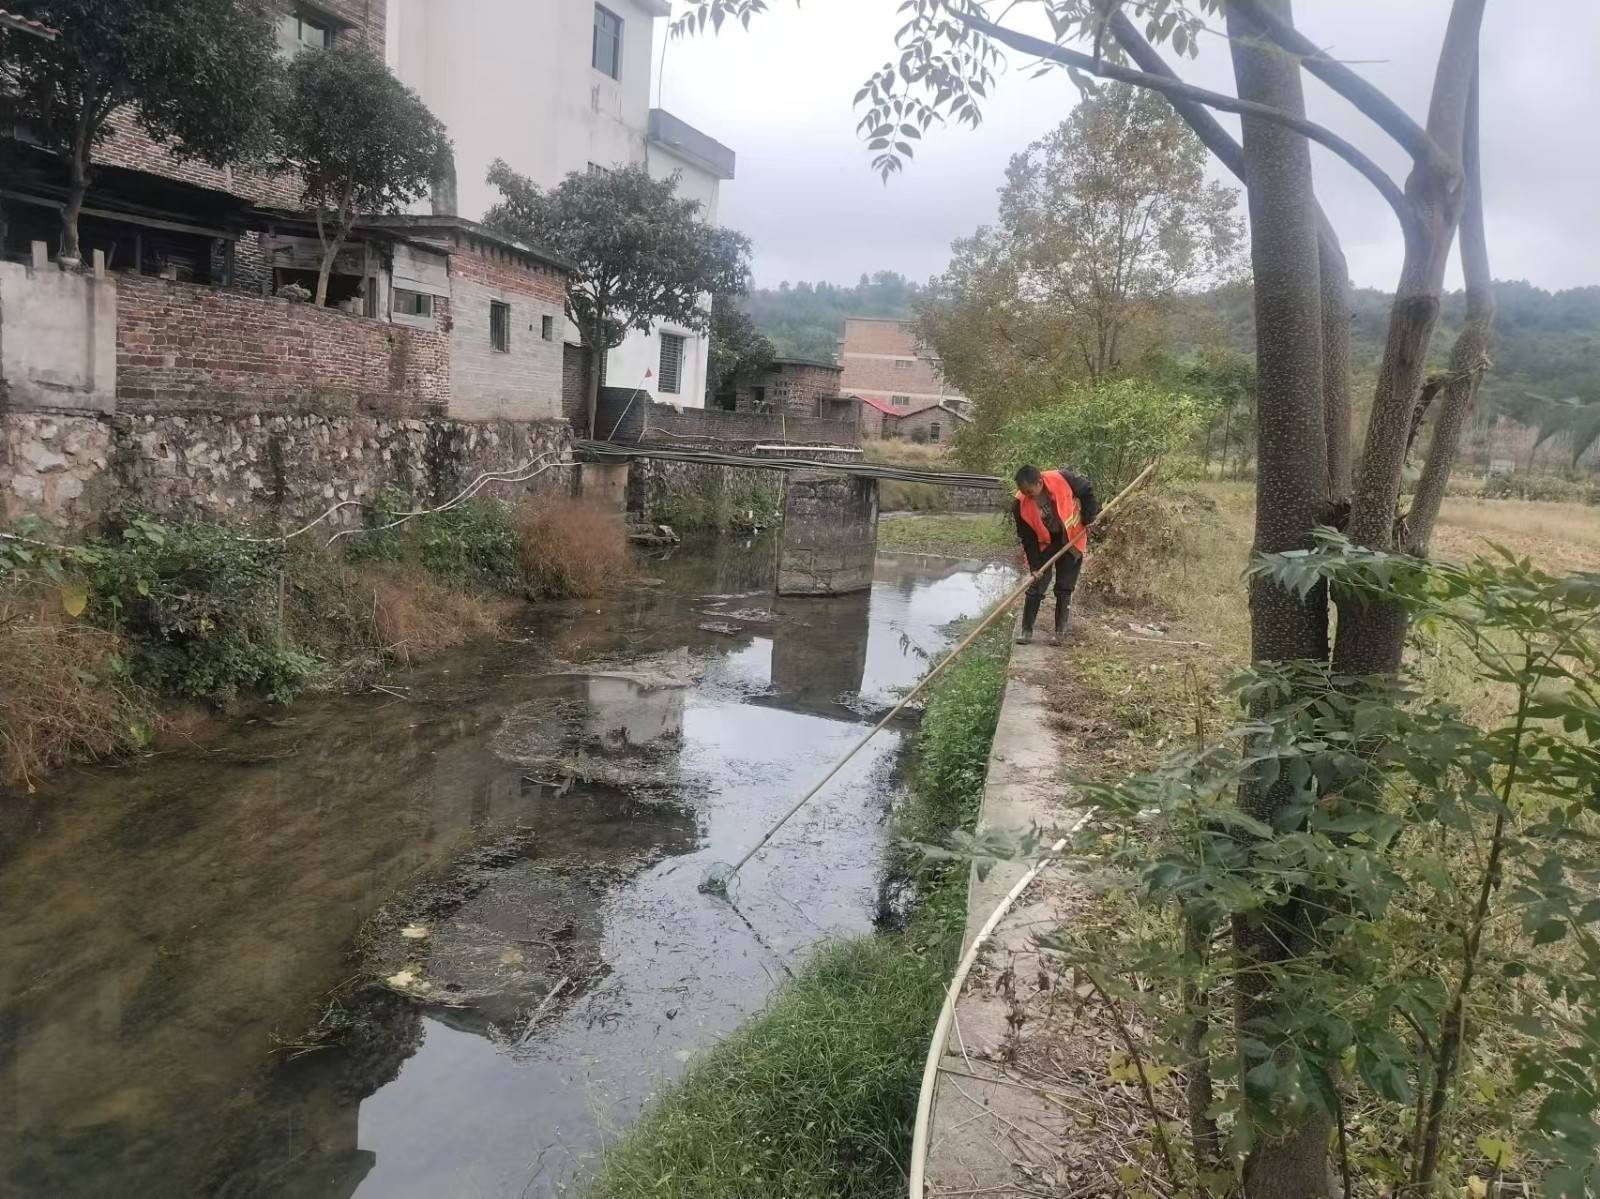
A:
0,495,630,788
876,512,1014,560
585,621,1012,1199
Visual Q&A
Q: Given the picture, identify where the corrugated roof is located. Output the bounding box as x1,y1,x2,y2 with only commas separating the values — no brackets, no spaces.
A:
0,8,58,37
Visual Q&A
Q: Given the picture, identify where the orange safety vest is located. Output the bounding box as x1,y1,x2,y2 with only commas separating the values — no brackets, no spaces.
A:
1016,470,1088,556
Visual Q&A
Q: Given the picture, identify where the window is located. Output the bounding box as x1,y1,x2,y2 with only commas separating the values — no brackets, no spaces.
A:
891,395,911,407
930,421,942,443
894,358,912,370
658,332,685,394
277,9,331,56
393,288,433,318
490,301,510,352
541,314,555,341
592,4,623,79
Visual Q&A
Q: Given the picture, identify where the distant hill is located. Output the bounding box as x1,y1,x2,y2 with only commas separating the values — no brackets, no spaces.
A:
743,271,924,362
745,274,1600,420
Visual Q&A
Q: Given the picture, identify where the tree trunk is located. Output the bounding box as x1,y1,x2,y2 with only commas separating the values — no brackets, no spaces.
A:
1227,4,1335,1194
1406,66,1491,557
1336,0,1487,680
1317,222,1353,504
585,322,604,438
62,116,92,263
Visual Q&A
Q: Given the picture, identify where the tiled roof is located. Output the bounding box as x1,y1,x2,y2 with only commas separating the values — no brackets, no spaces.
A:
0,8,59,37
858,395,969,420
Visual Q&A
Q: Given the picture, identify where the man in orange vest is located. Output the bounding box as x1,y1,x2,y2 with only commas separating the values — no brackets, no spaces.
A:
1011,464,1100,645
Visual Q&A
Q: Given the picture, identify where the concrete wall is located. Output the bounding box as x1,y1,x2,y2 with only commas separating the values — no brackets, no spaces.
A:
1,410,571,530
776,473,880,596
115,274,451,415
447,245,567,421
0,261,117,414
593,395,859,449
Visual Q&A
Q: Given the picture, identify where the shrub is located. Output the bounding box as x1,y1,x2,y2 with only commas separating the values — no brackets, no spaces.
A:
361,562,505,662
84,516,318,705
0,578,157,789
1478,471,1599,504
346,495,524,592
513,497,636,598
992,377,1212,492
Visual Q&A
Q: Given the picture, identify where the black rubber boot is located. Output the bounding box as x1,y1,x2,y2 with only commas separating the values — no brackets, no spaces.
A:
1017,594,1042,644
1049,602,1071,646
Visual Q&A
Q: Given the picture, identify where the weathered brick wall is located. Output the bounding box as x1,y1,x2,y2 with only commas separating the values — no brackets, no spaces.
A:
730,361,845,419
90,1,385,209
642,403,858,448
2,410,570,530
115,274,450,414
562,343,590,425
448,246,567,422
839,317,963,403
777,473,879,596
893,404,965,446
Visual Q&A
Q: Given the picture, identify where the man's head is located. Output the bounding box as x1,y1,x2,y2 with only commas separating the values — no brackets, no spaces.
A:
1014,464,1044,498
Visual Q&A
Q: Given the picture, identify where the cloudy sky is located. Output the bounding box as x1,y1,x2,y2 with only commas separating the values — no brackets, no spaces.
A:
651,1,1600,293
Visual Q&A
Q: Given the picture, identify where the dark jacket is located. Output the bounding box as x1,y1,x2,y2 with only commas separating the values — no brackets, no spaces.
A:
1010,468,1100,567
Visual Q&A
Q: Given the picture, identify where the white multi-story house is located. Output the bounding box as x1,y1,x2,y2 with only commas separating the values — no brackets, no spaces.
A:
385,0,736,412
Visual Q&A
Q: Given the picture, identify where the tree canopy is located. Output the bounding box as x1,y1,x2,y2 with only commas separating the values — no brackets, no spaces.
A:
0,0,277,260
485,161,752,434
707,293,774,397
272,45,450,307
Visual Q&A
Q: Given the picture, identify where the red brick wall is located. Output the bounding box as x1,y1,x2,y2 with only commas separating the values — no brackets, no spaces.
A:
116,274,449,414
91,0,386,207
839,317,964,403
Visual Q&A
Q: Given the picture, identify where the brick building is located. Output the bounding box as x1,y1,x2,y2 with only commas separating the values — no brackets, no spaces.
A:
838,317,971,417
714,358,855,424
1,1,575,425
858,396,970,444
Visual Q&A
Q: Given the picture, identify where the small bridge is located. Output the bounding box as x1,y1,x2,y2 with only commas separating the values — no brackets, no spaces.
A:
574,439,1008,597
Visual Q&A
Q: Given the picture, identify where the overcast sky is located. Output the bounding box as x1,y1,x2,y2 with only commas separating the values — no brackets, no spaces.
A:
651,1,1600,293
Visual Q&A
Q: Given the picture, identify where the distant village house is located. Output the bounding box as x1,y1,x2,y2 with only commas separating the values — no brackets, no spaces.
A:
838,317,971,441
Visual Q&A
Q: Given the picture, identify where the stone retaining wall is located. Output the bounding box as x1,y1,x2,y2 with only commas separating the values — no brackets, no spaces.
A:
1,410,571,530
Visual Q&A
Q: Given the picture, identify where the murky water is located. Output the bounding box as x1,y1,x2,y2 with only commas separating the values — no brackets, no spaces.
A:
0,539,1012,1199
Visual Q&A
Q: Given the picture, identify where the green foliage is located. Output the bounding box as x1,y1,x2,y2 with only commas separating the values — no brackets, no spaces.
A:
1479,473,1600,505
0,0,277,255
345,495,523,592
920,81,1243,441
876,513,1014,559
1025,538,1600,1195
272,44,449,305
587,614,1011,1198
707,292,775,397
988,377,1210,489
485,161,751,353
82,516,317,704
742,271,925,362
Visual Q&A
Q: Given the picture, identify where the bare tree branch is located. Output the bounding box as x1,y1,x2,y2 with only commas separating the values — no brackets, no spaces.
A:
961,10,1415,237
1227,0,1454,179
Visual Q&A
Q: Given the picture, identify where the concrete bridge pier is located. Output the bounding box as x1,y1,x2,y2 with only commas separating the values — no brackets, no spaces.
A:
776,471,879,596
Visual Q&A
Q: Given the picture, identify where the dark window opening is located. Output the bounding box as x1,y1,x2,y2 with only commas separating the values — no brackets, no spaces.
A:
715,391,737,412
491,301,511,352
541,314,555,341
930,421,942,443
658,332,685,394
891,394,911,407
592,4,623,79
277,9,332,56
394,288,433,318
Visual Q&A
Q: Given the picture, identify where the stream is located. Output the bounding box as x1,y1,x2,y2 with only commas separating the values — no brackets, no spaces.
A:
0,538,1011,1199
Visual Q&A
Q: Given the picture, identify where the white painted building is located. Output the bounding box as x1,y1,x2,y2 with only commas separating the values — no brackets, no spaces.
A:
385,0,736,413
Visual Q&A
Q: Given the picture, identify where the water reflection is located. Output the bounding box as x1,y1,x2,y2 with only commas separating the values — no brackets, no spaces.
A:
0,540,1013,1199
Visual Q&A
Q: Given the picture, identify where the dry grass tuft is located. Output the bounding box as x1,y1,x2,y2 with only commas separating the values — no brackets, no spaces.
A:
513,496,636,598
358,563,506,664
0,580,158,790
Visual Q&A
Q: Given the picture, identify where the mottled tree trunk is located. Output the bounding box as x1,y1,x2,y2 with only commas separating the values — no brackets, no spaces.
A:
1337,0,1488,679
1228,3,1335,1194
1407,66,1491,556
585,324,604,439
1317,221,1353,505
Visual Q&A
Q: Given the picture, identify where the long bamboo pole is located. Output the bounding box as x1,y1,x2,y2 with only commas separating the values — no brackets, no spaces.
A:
701,460,1158,895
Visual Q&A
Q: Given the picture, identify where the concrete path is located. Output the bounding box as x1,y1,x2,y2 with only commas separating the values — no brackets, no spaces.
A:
921,635,1088,1197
